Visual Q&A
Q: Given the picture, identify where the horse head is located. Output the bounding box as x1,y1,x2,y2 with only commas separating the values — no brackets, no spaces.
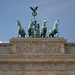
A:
43,19,47,24
54,20,59,28
17,20,21,26
40,19,47,37
28,19,33,29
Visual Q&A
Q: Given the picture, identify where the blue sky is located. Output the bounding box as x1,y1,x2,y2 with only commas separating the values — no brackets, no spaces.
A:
0,0,75,42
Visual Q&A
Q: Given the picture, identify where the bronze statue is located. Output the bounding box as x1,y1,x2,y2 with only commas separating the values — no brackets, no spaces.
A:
49,20,59,38
28,19,34,37
17,20,26,38
30,6,38,12
40,19,47,38
17,6,60,38
28,20,40,38
30,6,38,21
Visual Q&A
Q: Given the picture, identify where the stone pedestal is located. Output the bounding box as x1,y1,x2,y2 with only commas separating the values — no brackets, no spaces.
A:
0,38,75,75
10,38,67,54
0,54,75,75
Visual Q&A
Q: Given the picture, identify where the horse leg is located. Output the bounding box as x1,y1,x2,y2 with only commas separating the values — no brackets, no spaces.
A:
52,34,54,38
57,32,59,37
44,34,46,37
40,34,41,37
42,35,44,38
18,32,19,37
23,33,25,38
40,34,42,37
43,34,45,38
49,34,51,38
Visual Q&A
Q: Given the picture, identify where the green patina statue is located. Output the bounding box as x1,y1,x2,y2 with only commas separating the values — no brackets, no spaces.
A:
27,6,40,38
40,19,47,38
28,20,40,38
28,19,33,37
30,6,38,21
17,6,59,38
17,20,26,38
49,20,59,38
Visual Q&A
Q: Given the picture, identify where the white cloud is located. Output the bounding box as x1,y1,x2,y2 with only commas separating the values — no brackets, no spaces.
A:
0,41,9,43
0,41,3,43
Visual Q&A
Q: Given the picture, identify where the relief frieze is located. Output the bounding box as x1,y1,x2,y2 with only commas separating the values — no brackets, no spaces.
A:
16,43,61,53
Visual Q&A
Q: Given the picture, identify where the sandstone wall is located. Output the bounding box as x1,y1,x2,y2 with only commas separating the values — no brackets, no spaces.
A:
0,43,12,54
65,43,75,54
0,38,75,75
0,55,75,75
0,38,75,54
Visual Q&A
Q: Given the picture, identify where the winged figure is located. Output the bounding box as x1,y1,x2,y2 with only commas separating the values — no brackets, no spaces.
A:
30,6,38,12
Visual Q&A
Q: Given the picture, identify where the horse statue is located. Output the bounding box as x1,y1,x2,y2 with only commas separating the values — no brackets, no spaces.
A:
40,19,47,38
49,20,59,38
28,19,34,37
17,20,26,38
